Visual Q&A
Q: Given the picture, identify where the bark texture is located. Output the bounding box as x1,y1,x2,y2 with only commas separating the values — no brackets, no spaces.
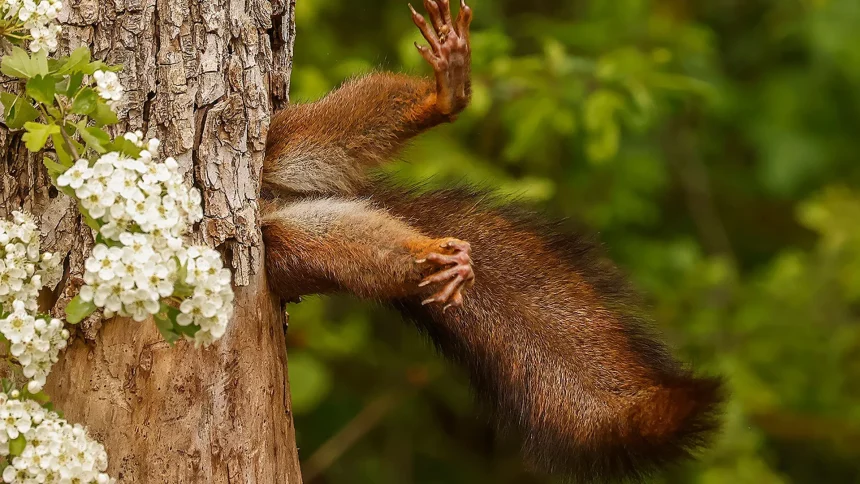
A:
0,0,301,482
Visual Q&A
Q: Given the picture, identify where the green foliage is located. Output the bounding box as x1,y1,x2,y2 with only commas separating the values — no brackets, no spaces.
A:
0,93,39,129
8,436,25,457
0,47,47,78
285,0,860,482
154,303,181,345
64,295,95,324
21,122,59,151
1,47,122,172
24,74,56,105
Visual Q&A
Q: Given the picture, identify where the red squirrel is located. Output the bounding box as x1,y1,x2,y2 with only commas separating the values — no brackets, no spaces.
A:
261,1,724,481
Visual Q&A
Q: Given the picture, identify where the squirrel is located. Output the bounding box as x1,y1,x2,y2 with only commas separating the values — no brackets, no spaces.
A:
260,0,724,482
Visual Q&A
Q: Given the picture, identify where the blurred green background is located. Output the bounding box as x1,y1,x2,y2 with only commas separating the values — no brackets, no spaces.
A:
283,0,860,482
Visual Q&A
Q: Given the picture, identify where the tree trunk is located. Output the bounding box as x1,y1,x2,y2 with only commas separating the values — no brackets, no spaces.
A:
0,0,302,482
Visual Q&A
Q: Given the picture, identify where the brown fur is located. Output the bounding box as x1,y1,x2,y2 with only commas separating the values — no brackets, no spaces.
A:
260,197,466,303
260,1,723,481
264,73,448,196
260,185,724,482
366,185,724,482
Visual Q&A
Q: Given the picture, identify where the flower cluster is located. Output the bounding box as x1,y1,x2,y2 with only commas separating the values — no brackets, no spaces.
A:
92,70,122,108
0,212,62,313
0,0,63,52
0,301,69,393
57,132,232,346
176,246,233,346
58,133,203,243
0,392,113,483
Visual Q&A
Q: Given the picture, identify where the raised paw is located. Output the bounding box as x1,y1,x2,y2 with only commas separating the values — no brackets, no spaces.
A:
409,0,473,116
416,238,475,311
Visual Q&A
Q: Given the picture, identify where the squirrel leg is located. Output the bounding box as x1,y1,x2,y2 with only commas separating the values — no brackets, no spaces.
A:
261,198,474,308
263,0,473,197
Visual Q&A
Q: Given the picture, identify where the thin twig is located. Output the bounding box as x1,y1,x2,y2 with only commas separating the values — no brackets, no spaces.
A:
663,118,735,262
59,125,80,160
302,392,402,482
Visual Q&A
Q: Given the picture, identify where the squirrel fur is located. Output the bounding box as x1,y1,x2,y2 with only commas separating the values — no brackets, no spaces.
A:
260,1,724,481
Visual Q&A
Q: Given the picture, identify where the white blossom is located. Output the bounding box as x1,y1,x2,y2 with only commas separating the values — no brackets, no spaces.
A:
0,393,113,483
0,301,68,393
56,159,92,190
81,239,176,323
0,0,63,52
69,141,203,243
0,212,62,313
175,246,233,346
92,70,123,106
66,134,233,344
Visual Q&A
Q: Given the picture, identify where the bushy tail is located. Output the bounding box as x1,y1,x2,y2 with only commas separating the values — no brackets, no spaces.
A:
368,184,725,482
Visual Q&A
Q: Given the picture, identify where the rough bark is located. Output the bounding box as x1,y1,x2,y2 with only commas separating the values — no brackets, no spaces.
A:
0,0,302,482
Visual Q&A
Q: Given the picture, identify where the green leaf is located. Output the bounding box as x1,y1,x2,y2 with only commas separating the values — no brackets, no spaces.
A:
174,322,202,338
25,74,57,105
54,46,91,75
107,137,143,158
42,157,68,183
8,435,25,457
32,50,49,76
50,134,72,166
81,61,121,76
0,46,47,79
51,129,84,165
91,101,119,126
95,233,122,247
70,88,97,115
22,389,51,405
42,156,77,197
78,125,110,154
154,303,180,345
44,105,61,119
0,93,40,130
64,72,84,97
65,294,96,324
22,122,60,152
78,205,101,232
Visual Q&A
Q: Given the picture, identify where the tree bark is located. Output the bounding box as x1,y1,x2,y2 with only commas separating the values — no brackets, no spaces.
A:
0,0,301,482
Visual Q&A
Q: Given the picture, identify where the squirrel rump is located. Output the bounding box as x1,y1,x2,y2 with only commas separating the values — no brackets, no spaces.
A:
261,1,724,482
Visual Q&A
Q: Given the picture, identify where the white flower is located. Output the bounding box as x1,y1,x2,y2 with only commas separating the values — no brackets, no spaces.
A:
175,246,233,346
0,394,114,483
29,22,60,52
0,301,35,344
92,279,123,313
16,0,36,22
84,244,122,282
0,301,68,393
1,0,63,52
66,135,233,344
56,159,92,190
0,212,63,312
93,70,123,105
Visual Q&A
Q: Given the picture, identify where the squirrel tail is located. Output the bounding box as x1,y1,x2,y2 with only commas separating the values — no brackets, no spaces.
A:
367,183,725,482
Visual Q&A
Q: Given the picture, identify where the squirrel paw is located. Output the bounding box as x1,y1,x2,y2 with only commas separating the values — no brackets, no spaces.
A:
409,0,472,116
417,238,475,311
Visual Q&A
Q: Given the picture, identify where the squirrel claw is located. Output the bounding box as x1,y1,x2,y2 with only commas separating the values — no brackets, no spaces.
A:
410,0,472,116
418,237,474,310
